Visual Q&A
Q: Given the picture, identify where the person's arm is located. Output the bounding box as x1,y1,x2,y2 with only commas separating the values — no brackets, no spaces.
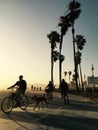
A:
7,82,18,89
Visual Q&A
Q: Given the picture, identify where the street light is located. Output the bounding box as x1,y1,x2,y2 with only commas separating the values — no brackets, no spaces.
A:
91,64,94,89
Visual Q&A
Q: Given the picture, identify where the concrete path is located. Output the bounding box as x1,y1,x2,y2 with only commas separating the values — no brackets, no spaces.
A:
0,93,98,130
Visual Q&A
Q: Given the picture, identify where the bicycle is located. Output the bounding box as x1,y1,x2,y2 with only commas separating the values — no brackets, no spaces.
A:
1,88,29,114
45,88,53,103
46,92,53,103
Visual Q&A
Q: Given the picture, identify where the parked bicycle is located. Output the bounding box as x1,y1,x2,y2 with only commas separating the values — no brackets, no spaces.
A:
1,88,29,114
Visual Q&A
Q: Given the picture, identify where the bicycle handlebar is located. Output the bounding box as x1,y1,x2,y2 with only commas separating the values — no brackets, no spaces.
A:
7,87,11,89
7,87,18,92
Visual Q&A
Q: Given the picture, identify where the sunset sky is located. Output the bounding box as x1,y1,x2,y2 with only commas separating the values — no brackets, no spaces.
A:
0,0,98,89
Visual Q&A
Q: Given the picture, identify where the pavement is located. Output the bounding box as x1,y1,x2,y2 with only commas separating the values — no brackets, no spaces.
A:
0,93,98,130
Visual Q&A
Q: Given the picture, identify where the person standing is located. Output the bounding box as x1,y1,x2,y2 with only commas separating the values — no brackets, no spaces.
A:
60,79,69,104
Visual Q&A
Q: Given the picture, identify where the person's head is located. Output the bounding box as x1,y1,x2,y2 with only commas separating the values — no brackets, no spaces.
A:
62,79,65,82
49,81,53,84
19,75,23,81
49,81,51,83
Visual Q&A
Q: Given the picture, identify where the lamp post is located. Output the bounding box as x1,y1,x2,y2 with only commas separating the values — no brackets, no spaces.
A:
91,64,94,89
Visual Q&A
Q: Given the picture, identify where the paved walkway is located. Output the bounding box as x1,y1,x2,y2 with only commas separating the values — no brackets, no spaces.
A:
0,93,98,130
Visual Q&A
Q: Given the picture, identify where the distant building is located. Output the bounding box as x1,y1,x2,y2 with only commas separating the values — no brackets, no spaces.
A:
87,76,98,87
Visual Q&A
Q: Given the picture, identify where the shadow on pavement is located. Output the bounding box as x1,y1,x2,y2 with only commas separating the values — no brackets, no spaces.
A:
51,95,98,112
0,108,98,130
0,93,98,130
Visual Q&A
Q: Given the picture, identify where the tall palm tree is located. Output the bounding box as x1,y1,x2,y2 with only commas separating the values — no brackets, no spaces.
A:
58,0,81,91
47,31,60,85
75,35,86,91
67,0,81,92
58,16,71,87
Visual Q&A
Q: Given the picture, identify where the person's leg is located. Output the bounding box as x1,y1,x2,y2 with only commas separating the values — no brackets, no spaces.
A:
15,90,22,106
61,91,63,98
13,91,19,107
63,92,66,104
66,94,69,104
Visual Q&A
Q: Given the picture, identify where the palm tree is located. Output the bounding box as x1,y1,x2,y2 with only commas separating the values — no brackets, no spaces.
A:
58,15,71,87
67,0,81,91
75,35,86,50
58,0,81,91
75,35,86,91
47,31,60,85
53,50,59,61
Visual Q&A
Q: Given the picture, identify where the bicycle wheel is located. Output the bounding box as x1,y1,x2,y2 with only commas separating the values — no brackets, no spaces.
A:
19,95,29,110
1,97,14,114
46,93,53,103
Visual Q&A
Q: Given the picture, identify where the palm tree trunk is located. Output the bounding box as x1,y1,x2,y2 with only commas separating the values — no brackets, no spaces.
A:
72,24,79,92
77,66,81,89
51,48,54,84
59,34,63,88
79,63,84,91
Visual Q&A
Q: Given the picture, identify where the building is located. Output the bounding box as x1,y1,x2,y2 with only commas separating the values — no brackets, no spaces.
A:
87,76,98,87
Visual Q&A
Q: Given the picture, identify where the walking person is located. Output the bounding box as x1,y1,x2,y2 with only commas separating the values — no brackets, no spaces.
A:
60,79,69,104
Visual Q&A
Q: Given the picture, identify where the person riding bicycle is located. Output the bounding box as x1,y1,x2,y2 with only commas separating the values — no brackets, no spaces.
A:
45,81,54,101
7,75,27,106
45,81,54,93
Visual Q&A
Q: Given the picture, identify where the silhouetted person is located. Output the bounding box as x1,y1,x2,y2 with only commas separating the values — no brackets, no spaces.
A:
40,87,41,91
45,81,54,93
7,75,27,106
37,87,38,91
60,79,69,104
31,85,34,91
45,81,54,101
8,75,27,94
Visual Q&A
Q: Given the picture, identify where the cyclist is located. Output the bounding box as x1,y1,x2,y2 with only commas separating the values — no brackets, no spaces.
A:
45,81,54,102
7,75,27,106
